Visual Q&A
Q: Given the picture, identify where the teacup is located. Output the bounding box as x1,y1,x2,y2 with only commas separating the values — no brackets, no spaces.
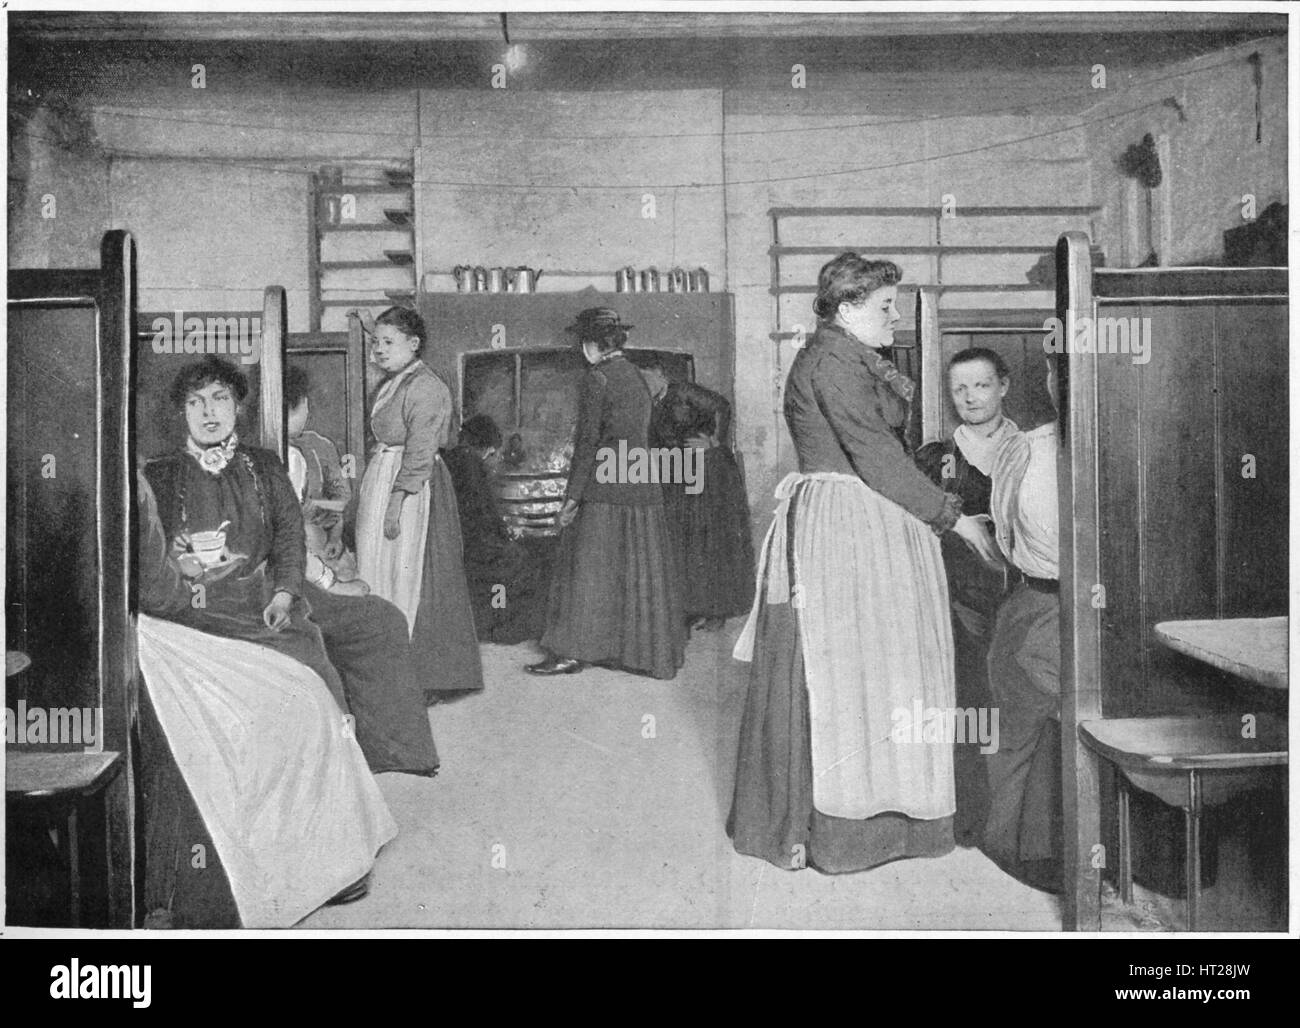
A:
188,529,227,567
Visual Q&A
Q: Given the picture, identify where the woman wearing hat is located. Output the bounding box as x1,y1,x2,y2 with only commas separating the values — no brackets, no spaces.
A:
527,308,686,678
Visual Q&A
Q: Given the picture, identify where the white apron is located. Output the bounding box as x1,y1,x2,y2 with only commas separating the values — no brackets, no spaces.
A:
355,445,432,634
736,472,956,821
137,614,398,928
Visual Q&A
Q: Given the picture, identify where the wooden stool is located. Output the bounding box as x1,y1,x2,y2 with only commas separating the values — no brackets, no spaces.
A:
6,750,126,927
1079,714,1287,931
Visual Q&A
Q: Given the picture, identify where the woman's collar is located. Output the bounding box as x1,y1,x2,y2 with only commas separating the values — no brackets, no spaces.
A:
814,322,914,401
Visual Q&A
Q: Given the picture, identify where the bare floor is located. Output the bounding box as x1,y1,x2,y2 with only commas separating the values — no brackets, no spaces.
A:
301,625,1063,931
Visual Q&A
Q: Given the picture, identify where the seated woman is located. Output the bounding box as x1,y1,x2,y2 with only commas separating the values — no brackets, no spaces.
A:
143,356,438,776
136,470,397,928
444,413,554,645
286,364,360,583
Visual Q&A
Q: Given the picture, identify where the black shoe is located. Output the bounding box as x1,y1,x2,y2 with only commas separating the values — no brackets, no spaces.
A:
525,656,586,675
326,873,371,906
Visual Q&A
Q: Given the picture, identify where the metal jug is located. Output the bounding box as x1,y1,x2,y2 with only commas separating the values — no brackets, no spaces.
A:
487,267,506,293
688,268,710,292
667,268,687,293
512,267,542,293
640,267,659,293
473,266,488,292
453,265,475,292
615,267,635,293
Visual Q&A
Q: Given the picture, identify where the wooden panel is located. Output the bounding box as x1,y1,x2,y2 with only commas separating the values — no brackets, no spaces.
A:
1133,302,1221,714
1093,267,1287,300
6,304,102,736
1216,302,1289,617
1056,232,1104,931
1093,307,1145,720
286,332,367,485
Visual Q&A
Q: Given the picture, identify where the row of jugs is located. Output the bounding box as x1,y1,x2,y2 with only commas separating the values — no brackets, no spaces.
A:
453,266,544,293
615,267,709,293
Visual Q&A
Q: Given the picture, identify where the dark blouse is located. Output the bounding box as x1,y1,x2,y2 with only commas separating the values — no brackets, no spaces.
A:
649,379,732,450
782,322,955,528
564,352,663,508
142,445,306,599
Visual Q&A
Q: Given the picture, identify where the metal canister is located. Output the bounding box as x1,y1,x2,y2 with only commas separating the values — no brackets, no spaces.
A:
487,267,506,293
473,266,488,292
615,267,633,293
640,267,659,292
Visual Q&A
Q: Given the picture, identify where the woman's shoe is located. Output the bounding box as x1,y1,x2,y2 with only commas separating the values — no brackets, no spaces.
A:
525,656,586,675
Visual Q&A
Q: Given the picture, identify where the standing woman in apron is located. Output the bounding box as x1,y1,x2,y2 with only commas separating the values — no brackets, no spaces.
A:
356,306,485,699
729,253,976,874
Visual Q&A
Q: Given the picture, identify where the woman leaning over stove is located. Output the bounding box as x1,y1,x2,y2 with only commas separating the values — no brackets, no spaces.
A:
728,252,965,874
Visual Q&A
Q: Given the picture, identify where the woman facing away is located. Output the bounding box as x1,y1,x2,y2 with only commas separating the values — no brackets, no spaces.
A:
355,306,485,700
639,358,756,632
526,307,686,679
729,252,992,875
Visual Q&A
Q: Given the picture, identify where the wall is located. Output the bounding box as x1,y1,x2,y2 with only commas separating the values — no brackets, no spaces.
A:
9,37,1286,525
1087,36,1289,266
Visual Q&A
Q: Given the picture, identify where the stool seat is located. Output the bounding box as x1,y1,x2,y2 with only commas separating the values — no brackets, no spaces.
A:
1078,713,1287,931
6,750,124,798
1080,714,1287,807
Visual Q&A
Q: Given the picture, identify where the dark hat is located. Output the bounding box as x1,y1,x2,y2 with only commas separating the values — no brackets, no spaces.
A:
566,307,634,338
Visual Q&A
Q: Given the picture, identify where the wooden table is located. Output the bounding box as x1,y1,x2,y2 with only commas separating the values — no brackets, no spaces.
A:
1153,617,1287,689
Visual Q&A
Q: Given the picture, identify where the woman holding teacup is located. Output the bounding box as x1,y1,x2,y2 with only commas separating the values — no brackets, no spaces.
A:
142,355,349,701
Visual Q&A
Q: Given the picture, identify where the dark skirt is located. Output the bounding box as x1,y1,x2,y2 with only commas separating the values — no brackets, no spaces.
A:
541,501,686,679
664,448,756,619
727,586,954,873
411,460,486,694
305,583,440,775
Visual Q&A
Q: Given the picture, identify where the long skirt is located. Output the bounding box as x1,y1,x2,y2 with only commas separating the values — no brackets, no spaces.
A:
729,472,956,872
136,614,397,928
541,500,686,679
305,583,440,775
983,582,1062,888
356,447,485,695
664,447,756,620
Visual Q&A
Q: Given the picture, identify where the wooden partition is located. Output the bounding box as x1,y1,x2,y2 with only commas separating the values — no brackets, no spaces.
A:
1055,232,1288,929
7,230,138,926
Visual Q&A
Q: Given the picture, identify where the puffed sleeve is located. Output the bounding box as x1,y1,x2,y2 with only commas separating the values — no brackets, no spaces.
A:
392,374,448,495
564,368,608,505
814,355,957,529
260,453,307,597
318,435,353,505
136,471,194,617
